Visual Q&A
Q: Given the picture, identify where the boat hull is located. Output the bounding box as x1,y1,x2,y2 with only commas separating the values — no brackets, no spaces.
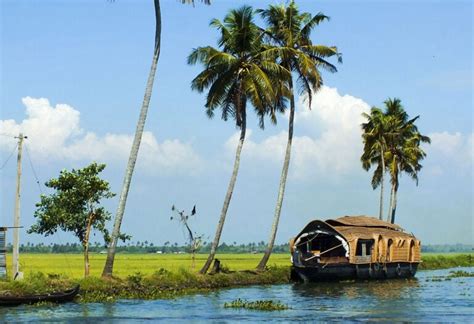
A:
291,262,418,282
0,285,80,307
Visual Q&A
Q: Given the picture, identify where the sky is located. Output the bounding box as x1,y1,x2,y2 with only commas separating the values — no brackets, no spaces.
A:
0,0,472,247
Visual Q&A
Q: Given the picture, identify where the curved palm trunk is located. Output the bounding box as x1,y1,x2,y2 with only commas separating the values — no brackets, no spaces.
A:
387,184,394,223
102,0,161,278
200,110,247,274
257,80,295,271
390,184,398,224
378,146,385,220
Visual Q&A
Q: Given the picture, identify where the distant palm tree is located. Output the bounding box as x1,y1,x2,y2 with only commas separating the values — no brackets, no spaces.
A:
256,1,341,270
383,99,430,224
189,5,289,274
361,107,390,220
103,0,210,278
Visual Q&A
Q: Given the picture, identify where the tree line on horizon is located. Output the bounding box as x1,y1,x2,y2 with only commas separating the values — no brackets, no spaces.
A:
8,242,470,254
9,241,291,254
27,1,430,278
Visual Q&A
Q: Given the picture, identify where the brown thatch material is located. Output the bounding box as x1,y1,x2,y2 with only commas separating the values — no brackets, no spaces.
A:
334,226,414,241
326,215,402,231
292,216,421,264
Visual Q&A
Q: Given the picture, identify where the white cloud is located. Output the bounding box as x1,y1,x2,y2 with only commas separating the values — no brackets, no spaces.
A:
224,86,371,179
427,131,473,172
0,97,202,175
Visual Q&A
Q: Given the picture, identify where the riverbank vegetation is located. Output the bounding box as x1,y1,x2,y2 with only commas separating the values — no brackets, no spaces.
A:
419,254,473,270
0,253,471,302
0,266,289,303
224,298,289,311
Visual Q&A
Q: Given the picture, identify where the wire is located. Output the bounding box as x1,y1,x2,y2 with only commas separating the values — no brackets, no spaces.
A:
0,144,18,170
23,143,73,276
24,143,43,194
0,133,16,138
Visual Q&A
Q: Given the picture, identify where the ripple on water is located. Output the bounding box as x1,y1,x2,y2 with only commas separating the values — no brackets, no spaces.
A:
1,267,473,322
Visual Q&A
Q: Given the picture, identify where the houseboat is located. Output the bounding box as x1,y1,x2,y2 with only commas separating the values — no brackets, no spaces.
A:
290,216,421,282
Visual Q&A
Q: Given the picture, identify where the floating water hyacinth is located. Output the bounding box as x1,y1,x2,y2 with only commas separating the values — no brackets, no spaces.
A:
224,298,289,311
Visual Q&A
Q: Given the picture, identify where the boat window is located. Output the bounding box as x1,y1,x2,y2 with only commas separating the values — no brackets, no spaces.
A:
387,239,394,261
409,240,416,262
356,239,374,256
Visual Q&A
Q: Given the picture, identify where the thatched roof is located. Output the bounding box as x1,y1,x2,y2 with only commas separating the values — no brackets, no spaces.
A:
294,216,417,243
326,216,402,231
334,226,416,241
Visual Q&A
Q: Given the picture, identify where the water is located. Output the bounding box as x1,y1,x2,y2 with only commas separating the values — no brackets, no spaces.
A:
1,267,473,322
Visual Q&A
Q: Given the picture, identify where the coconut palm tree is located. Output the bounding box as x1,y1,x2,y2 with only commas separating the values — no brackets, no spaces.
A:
102,0,210,278
361,107,390,220
188,6,289,274
256,1,341,270
383,98,431,224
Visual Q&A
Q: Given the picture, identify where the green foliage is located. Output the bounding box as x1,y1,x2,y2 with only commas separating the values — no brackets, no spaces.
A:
28,163,126,247
257,1,341,108
224,298,289,311
361,99,431,191
188,5,290,129
361,98,431,222
382,98,431,188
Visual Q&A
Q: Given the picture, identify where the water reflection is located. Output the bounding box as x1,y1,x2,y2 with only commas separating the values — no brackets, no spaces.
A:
292,278,420,300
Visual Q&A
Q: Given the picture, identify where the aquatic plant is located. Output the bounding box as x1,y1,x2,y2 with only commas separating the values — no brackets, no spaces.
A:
447,270,474,278
224,298,289,311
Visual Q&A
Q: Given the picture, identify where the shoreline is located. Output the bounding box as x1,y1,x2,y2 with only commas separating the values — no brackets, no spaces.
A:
0,254,471,304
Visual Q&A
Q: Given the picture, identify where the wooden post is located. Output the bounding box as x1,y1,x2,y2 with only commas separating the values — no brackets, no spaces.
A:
12,133,25,279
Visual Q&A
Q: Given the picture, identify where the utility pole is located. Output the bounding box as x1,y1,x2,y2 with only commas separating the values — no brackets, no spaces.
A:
12,133,26,279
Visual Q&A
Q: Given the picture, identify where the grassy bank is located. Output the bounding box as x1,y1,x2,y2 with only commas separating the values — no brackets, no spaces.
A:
0,253,471,303
0,267,290,303
419,253,473,270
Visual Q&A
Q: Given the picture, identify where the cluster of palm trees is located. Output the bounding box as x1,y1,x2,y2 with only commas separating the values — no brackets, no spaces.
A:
100,1,428,278
102,1,340,277
188,3,341,273
361,98,431,225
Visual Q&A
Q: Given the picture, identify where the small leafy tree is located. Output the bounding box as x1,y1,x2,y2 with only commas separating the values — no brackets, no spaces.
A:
171,205,203,269
28,163,128,277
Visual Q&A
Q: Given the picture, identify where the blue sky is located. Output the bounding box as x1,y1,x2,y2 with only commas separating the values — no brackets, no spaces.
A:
1,0,472,246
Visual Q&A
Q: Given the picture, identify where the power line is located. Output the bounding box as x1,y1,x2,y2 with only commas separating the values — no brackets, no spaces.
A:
0,144,18,170
0,133,17,138
24,143,43,194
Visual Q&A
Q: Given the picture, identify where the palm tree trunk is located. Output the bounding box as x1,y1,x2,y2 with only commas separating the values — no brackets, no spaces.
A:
390,184,398,224
257,79,295,271
387,182,395,223
200,109,247,274
378,147,385,220
102,0,161,278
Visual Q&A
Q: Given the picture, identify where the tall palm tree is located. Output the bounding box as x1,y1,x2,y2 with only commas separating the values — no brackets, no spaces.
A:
256,1,341,270
361,107,390,220
188,6,289,274
102,0,210,278
383,98,431,224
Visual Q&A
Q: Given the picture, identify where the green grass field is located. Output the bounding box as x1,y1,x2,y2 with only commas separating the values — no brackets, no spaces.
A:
8,253,290,279
6,252,472,279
